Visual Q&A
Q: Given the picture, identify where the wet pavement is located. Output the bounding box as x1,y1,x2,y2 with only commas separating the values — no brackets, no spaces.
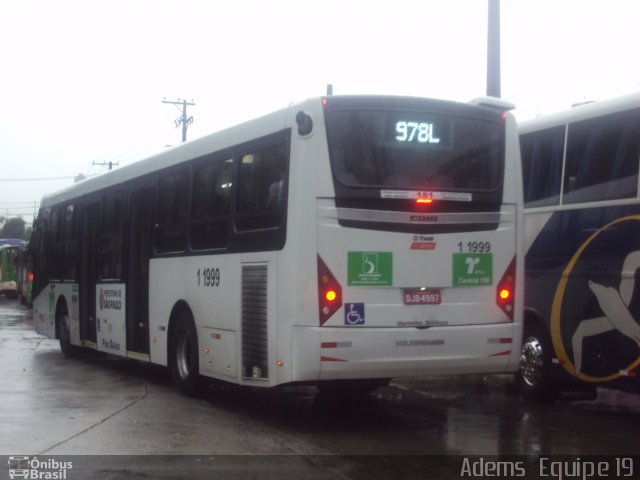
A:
1,297,639,478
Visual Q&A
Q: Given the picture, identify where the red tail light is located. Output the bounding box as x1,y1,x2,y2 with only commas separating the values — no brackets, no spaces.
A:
497,257,516,320
318,255,342,326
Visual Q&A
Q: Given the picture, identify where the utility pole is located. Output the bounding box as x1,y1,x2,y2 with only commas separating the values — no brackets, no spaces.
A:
162,98,195,142
92,161,119,171
487,0,501,98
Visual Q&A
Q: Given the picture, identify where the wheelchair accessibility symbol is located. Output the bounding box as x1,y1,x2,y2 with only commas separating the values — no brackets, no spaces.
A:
345,303,365,325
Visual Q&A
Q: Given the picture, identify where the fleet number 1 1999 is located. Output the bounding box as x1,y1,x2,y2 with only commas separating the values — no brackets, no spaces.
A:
197,267,220,287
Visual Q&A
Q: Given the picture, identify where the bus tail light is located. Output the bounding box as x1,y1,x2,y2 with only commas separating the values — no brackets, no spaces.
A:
496,257,516,320
318,255,342,326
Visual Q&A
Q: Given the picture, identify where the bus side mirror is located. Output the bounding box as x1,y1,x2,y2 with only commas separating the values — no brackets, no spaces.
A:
296,111,313,136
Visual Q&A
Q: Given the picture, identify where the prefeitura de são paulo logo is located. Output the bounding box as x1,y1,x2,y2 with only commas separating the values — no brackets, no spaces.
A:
551,215,640,382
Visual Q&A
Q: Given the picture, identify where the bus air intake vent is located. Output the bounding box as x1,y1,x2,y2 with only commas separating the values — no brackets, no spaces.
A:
242,264,269,380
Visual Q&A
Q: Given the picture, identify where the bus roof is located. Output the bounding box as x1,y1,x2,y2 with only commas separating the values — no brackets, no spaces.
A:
519,91,640,135
39,94,511,209
0,239,26,247
39,104,292,208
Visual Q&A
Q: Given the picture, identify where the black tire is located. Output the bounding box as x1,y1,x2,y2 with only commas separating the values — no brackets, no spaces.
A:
515,322,558,403
170,312,201,396
57,307,80,358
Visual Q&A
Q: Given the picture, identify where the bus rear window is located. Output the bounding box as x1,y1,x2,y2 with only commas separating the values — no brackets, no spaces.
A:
326,109,503,192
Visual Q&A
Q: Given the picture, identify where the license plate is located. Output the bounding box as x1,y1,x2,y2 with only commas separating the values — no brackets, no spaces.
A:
403,289,441,305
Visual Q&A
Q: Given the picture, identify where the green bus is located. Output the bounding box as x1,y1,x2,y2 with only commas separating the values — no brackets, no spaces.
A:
0,242,22,299
17,243,33,306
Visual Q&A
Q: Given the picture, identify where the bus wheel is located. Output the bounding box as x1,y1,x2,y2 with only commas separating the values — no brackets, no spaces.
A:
57,308,80,358
170,313,200,396
516,323,557,403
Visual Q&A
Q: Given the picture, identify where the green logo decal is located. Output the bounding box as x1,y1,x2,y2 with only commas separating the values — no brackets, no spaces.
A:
453,253,493,286
348,252,393,286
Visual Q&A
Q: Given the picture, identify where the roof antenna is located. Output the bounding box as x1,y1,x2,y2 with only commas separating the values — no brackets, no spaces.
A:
326,84,333,96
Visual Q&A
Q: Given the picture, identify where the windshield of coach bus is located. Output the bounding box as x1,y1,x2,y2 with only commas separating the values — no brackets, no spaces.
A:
325,109,503,192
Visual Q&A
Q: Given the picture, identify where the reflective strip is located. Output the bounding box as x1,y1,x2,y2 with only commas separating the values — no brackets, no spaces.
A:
336,208,505,226
489,350,511,357
321,341,353,349
321,356,347,362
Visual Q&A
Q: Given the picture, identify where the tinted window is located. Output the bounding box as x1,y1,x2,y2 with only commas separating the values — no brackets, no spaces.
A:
191,157,233,250
563,108,640,204
236,142,288,231
49,206,65,280
100,194,124,279
155,171,189,253
326,109,504,192
520,126,565,207
63,204,77,280
32,208,51,291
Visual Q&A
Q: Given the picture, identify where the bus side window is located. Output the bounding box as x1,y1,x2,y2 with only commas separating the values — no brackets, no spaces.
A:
155,171,189,253
520,126,564,207
236,142,289,231
191,157,233,250
8,247,18,267
33,208,51,290
563,108,640,204
63,204,77,280
100,194,124,279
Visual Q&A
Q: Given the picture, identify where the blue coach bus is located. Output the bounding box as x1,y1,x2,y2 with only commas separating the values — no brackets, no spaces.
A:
517,92,640,402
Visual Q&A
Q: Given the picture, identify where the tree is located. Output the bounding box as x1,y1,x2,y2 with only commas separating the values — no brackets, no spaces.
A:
1,217,28,240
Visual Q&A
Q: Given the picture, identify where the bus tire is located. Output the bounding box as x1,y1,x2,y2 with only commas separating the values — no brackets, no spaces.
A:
57,306,80,358
170,312,200,396
516,322,558,403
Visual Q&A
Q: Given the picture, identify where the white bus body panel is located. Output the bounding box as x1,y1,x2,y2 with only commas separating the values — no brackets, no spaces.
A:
32,283,81,346
286,100,524,381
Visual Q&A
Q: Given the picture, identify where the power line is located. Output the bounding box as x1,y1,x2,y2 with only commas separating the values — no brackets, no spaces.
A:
2,207,38,213
0,176,76,182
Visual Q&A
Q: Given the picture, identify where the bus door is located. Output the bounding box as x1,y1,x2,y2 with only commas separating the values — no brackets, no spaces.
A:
126,187,154,354
79,202,100,344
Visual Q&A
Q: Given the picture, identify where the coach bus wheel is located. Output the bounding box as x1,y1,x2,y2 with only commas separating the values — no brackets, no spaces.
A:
516,323,558,403
57,308,80,358
170,313,200,396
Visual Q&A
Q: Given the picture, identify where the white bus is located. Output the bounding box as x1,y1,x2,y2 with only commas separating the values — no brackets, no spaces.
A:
518,92,640,402
30,95,523,395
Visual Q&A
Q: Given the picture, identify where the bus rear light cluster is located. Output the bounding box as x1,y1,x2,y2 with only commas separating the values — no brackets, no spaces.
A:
496,257,516,320
317,255,342,326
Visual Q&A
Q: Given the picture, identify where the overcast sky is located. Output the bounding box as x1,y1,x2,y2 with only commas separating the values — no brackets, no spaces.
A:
1,0,639,225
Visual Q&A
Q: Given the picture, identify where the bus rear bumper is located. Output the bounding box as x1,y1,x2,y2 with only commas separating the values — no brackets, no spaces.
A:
292,323,522,382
